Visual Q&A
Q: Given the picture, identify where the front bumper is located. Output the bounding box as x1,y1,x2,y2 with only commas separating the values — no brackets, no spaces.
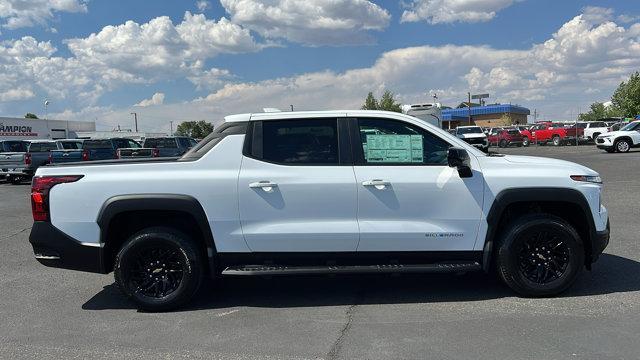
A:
29,222,106,273
590,220,610,263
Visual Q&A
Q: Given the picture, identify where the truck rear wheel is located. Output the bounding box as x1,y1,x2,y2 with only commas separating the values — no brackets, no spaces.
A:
552,135,561,146
522,137,529,147
496,214,584,297
114,227,204,311
498,139,507,148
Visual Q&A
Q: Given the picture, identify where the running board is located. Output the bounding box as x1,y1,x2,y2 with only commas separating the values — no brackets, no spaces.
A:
222,262,481,276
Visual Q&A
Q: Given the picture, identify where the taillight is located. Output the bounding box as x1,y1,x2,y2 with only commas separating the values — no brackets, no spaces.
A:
152,148,160,157
82,150,89,161
24,153,32,165
31,175,83,222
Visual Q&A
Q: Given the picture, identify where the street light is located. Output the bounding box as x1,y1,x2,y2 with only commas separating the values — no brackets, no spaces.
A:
44,100,50,120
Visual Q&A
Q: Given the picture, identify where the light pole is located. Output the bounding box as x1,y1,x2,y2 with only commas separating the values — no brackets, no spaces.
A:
130,112,138,132
170,121,173,136
44,100,50,120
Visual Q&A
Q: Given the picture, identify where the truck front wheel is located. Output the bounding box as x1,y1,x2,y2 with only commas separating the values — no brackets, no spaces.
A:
552,135,561,146
114,227,205,311
496,214,584,297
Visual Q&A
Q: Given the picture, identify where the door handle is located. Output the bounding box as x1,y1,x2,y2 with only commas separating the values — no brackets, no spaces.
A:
249,181,278,192
362,179,390,190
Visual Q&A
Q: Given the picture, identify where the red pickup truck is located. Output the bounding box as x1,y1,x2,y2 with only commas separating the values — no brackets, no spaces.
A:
526,122,581,146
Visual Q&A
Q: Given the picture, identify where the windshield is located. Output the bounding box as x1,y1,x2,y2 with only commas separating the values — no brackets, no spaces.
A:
620,122,639,131
456,127,483,134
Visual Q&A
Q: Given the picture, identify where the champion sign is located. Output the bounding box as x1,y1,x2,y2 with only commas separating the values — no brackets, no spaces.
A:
0,123,37,137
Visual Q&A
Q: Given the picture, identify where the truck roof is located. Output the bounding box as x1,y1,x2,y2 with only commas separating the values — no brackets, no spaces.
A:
223,110,422,123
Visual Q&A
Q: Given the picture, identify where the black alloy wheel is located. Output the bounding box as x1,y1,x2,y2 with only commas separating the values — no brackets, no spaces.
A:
518,230,570,284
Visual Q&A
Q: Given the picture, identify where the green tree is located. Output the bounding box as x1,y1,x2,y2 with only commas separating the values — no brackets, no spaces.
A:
175,120,214,138
361,90,402,113
361,92,379,110
24,113,38,119
578,102,620,121
378,90,402,113
611,71,640,118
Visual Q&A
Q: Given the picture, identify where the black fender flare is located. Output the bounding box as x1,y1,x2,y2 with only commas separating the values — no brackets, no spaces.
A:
96,194,216,275
482,187,597,271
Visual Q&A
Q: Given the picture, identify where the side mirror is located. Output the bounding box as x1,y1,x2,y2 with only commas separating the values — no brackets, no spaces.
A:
447,147,473,178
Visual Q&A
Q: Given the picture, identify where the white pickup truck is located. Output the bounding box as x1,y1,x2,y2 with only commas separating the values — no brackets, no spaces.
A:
29,110,610,311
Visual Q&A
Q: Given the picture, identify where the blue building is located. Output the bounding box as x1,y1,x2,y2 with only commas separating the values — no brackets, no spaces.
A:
441,103,531,129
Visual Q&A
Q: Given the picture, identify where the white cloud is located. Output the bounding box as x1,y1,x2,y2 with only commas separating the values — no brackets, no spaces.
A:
401,0,516,24
0,0,87,29
220,0,391,45
135,92,165,107
195,0,211,12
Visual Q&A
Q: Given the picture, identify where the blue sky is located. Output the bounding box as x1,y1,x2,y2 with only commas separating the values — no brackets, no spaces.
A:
1,0,639,132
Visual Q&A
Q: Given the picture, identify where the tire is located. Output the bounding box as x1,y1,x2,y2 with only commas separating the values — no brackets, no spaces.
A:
499,139,507,148
522,137,530,147
592,133,600,143
9,175,22,185
614,139,631,153
114,227,205,311
552,135,561,146
495,214,584,297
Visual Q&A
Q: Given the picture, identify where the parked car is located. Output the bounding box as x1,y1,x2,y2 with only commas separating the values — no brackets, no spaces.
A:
1,140,83,184
487,128,524,147
143,136,198,157
455,126,489,152
596,120,640,153
49,138,141,164
29,110,609,311
0,140,28,181
529,122,579,146
576,121,609,142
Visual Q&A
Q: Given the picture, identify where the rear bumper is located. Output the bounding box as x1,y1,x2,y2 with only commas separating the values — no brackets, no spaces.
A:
29,222,106,273
0,167,32,176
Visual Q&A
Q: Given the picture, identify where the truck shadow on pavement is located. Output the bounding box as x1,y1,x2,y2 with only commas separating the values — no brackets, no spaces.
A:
82,253,640,312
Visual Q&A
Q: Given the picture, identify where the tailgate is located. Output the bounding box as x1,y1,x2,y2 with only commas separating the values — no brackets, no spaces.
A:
0,153,26,168
118,148,156,158
50,150,83,163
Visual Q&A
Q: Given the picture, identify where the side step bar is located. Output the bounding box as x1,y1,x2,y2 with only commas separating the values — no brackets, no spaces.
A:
222,262,481,276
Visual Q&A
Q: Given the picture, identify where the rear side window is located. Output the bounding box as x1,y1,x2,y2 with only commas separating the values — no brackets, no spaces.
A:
29,142,58,152
2,141,28,152
250,119,339,165
83,140,112,149
180,122,248,161
145,138,178,148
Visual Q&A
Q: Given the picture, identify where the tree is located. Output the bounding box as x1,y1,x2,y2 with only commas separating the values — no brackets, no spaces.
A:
361,92,379,110
175,120,214,138
24,113,38,119
611,71,640,118
578,102,620,121
378,90,402,112
360,90,402,113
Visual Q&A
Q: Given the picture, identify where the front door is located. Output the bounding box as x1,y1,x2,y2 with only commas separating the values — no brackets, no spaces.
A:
238,118,359,252
350,117,485,252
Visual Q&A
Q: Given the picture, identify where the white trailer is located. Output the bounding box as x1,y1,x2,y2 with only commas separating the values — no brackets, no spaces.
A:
402,103,442,128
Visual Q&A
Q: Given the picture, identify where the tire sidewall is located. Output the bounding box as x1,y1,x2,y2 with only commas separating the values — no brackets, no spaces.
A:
497,216,584,297
615,139,630,153
114,228,203,311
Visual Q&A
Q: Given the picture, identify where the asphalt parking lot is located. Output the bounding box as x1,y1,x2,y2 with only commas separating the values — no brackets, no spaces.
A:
1,145,639,360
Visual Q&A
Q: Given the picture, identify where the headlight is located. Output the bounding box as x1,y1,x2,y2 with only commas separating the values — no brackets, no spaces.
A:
570,175,602,184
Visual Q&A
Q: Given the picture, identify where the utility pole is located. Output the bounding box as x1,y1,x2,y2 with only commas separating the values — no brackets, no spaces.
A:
468,92,472,125
290,105,294,111
130,112,138,132
170,121,173,136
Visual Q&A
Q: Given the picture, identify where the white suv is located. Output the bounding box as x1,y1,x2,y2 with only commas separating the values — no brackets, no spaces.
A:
29,110,610,311
596,120,640,153
578,121,610,142
455,126,489,152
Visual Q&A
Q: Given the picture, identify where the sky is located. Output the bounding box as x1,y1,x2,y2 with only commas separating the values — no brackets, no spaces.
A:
0,0,639,133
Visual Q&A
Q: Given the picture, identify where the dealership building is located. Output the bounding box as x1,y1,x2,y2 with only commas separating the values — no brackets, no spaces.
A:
441,104,531,129
0,117,96,141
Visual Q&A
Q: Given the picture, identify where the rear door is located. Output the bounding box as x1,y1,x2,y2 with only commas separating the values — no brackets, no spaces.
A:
238,118,359,252
349,117,484,252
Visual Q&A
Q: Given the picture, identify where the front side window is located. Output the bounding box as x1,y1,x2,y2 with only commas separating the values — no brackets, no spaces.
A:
357,118,450,165
256,119,339,165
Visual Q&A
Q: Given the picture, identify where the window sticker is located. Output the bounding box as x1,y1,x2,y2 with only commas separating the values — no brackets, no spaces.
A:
365,134,423,163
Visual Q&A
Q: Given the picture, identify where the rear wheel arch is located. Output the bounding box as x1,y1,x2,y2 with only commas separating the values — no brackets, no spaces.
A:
482,188,596,272
97,194,217,276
